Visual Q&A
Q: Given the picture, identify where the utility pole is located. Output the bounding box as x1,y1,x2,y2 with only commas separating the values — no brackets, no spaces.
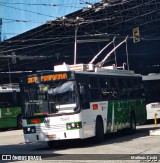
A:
74,23,78,65
74,17,84,65
47,16,84,65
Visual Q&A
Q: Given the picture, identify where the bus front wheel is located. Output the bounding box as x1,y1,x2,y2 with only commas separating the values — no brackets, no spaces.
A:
95,117,104,143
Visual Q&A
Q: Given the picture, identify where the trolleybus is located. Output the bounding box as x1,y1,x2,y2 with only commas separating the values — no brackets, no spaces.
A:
143,74,160,120
20,64,147,146
0,83,22,129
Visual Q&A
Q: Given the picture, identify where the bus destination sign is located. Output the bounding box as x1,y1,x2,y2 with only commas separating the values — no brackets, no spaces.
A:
27,73,68,84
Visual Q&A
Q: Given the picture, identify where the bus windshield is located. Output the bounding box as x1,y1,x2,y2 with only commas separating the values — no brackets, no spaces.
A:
23,81,79,117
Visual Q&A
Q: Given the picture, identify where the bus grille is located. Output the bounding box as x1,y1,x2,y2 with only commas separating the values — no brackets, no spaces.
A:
36,124,66,132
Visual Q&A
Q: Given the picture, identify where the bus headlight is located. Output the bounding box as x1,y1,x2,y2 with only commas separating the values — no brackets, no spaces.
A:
71,123,75,127
23,126,36,134
66,122,82,130
67,124,71,129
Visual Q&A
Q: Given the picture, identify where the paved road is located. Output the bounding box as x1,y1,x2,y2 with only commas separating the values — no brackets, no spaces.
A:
0,123,160,162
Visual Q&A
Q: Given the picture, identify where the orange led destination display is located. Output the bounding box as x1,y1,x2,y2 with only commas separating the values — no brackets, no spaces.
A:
27,73,68,84
41,73,67,82
28,77,38,84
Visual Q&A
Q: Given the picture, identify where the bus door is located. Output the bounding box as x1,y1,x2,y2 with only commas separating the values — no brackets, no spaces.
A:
99,76,113,132
106,77,121,131
79,75,102,138
79,82,92,138
117,78,129,129
134,78,146,123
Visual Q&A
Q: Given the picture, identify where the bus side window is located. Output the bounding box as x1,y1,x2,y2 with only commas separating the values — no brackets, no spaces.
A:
78,83,90,109
99,77,111,100
126,78,134,98
118,78,127,99
109,78,118,100
133,78,143,98
89,77,101,101
139,79,145,98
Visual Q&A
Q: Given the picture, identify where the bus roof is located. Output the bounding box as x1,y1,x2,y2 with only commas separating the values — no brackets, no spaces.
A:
142,74,160,81
0,83,20,92
82,67,137,76
54,64,141,77
20,64,142,85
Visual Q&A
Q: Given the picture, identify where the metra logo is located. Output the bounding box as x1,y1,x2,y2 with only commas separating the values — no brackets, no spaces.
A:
44,118,50,123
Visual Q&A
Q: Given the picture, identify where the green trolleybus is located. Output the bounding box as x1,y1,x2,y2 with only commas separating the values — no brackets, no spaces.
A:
0,83,22,129
20,64,147,146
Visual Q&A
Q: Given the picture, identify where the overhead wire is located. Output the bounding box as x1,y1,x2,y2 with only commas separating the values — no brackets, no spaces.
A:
78,0,159,42
77,0,155,28
0,1,66,52
2,0,155,65
0,19,65,52
0,0,119,70
1,33,111,43
0,0,101,42
0,0,85,45
0,0,159,71
0,0,103,55
0,32,113,58
1,32,19,35
0,2,82,8
0,0,122,43
2,18,45,24
0,0,128,59
0,3,58,18
5,41,77,71
89,0,157,33
0,38,71,54
0,42,73,71
0,24,67,54
0,31,118,57
9,39,98,71
13,44,74,69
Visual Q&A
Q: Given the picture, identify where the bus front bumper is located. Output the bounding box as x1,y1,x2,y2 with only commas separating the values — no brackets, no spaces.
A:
23,127,83,143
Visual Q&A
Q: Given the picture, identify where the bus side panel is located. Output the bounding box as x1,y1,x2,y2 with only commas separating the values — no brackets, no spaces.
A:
0,118,17,128
146,103,160,120
0,107,21,128
82,101,108,138
107,100,120,132
131,99,146,125
106,101,113,131
143,76,160,121
107,100,130,132
107,99,146,132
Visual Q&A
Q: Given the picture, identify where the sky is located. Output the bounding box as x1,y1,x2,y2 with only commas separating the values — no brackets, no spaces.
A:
0,0,100,40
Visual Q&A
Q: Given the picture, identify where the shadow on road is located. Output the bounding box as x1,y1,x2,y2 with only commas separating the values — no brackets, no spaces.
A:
0,124,159,162
0,124,159,155
36,124,160,150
